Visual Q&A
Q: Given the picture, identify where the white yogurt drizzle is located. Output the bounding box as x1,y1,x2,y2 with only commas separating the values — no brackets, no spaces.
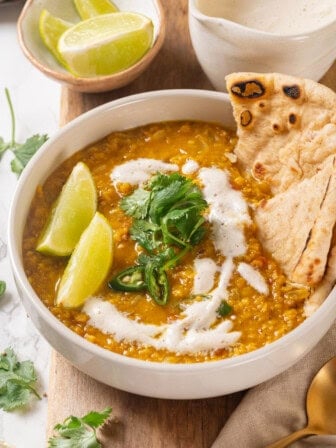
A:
237,262,269,295
85,165,258,354
84,258,241,354
193,258,218,295
198,167,251,257
182,159,200,174
110,158,178,186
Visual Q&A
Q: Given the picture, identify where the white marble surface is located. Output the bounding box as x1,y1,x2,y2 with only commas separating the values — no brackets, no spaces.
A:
0,3,60,447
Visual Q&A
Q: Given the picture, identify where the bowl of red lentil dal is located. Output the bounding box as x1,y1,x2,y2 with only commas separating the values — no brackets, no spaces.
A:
8,90,336,399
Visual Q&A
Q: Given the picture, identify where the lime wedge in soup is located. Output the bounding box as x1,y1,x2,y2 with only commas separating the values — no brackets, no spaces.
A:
57,12,154,77
36,162,97,256
39,9,72,67
73,0,119,20
56,212,113,308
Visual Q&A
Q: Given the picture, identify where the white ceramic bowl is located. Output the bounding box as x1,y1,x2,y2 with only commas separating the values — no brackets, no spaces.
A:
8,90,336,399
188,0,336,91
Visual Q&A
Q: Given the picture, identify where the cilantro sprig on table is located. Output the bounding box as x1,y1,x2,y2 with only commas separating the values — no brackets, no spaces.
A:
0,348,41,411
0,280,5,298
48,407,112,448
109,172,208,305
0,88,48,175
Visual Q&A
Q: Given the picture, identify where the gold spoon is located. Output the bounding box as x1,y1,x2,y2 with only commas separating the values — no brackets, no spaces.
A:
266,357,336,448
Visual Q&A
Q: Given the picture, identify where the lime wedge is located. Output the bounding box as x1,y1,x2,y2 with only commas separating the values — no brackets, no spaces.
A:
57,12,154,77
36,162,97,256
73,0,118,20
56,212,113,308
39,9,72,67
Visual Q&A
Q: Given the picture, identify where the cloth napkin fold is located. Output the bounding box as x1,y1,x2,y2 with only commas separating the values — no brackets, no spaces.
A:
212,323,336,448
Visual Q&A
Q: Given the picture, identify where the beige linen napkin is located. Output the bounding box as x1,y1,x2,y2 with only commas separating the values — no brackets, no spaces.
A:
212,323,336,448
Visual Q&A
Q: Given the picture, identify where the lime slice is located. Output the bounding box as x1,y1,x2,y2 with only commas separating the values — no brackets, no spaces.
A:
73,0,118,20
56,212,113,308
39,9,72,67
57,12,154,77
36,162,97,256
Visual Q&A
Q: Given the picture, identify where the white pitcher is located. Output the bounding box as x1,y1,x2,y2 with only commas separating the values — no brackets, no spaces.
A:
188,0,336,91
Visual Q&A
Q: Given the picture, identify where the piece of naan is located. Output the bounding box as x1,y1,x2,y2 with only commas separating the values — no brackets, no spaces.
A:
255,155,336,286
304,235,336,316
226,72,336,194
226,72,336,315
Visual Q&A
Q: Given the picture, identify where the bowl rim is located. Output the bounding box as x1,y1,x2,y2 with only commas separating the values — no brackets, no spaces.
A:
188,0,336,40
8,88,336,372
17,0,166,89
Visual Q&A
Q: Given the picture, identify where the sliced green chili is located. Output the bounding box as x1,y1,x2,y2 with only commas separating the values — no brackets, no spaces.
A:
108,266,146,292
145,264,169,306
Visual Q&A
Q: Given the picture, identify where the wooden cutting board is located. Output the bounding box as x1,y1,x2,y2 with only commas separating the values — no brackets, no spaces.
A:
47,0,336,445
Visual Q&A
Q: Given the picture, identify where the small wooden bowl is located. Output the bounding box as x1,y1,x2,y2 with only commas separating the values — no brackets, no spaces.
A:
17,0,165,93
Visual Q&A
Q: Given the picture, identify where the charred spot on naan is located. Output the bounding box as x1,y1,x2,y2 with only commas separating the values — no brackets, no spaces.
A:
287,111,301,129
254,162,267,179
240,110,253,127
283,85,301,99
231,80,265,99
289,113,297,124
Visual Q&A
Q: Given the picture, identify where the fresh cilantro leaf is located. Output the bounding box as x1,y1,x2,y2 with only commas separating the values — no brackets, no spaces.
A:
0,348,40,411
5,88,15,148
0,89,48,175
0,137,10,155
0,347,18,370
81,408,112,428
130,219,161,253
0,281,6,297
138,247,175,268
48,407,112,448
11,134,48,175
217,300,233,317
110,173,208,305
149,172,173,190
149,174,206,226
149,177,194,224
120,188,150,219
0,382,32,412
162,206,206,247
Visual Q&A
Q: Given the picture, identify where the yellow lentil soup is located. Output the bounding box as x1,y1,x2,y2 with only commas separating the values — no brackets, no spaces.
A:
22,121,309,363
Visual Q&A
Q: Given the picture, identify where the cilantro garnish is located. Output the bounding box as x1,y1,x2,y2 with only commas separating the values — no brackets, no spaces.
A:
0,88,48,175
0,280,5,297
11,134,49,174
217,300,233,317
0,348,41,411
109,173,208,305
48,407,112,448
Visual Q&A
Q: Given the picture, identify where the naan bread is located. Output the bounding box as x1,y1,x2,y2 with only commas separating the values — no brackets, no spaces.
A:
304,237,336,317
226,72,336,313
226,72,336,194
255,155,336,286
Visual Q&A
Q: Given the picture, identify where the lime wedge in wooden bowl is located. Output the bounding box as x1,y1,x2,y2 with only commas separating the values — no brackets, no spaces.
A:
73,0,119,20
57,12,154,77
39,9,72,67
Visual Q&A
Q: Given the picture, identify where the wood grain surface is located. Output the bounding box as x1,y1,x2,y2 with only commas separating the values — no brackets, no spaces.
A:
48,0,336,446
